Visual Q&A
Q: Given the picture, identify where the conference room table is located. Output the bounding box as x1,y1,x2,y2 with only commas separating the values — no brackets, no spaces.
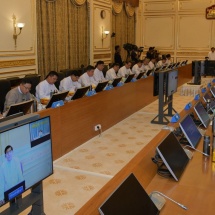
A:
76,69,215,214
38,64,192,160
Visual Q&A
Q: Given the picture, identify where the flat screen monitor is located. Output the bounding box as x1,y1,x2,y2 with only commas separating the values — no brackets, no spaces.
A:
166,70,178,96
175,62,180,68
179,114,202,148
156,132,189,181
46,91,69,108
112,77,122,87
210,86,215,98
6,100,34,117
0,116,53,207
194,102,211,128
170,63,176,69
94,81,109,93
136,72,145,80
146,69,153,76
202,93,215,109
99,173,159,215
124,74,135,83
0,113,23,123
71,86,90,100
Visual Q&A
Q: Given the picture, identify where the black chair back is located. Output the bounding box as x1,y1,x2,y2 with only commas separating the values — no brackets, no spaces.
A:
0,80,11,113
55,72,65,90
24,74,41,96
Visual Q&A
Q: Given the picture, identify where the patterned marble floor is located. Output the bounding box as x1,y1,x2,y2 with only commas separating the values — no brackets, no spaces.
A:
1,89,195,215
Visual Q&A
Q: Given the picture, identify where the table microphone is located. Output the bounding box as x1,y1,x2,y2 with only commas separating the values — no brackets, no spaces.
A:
150,191,188,210
183,145,209,157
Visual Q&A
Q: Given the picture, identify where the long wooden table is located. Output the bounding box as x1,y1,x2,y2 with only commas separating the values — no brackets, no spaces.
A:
38,64,192,160
76,66,215,215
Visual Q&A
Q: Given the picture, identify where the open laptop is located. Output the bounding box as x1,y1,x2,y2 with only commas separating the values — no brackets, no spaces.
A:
146,69,153,76
6,100,34,117
124,74,135,83
156,132,190,181
210,87,215,98
99,173,160,215
94,81,109,93
194,102,211,128
0,112,23,123
46,91,69,108
202,92,215,109
112,77,122,87
136,71,145,80
71,86,90,100
179,114,202,148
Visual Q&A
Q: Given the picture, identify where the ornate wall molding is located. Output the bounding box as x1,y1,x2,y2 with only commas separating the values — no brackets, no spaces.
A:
177,52,208,56
0,59,35,69
70,0,86,7
94,53,111,59
46,0,56,2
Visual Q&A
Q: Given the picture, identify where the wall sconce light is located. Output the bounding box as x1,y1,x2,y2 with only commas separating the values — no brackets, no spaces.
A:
101,26,110,44
12,14,25,49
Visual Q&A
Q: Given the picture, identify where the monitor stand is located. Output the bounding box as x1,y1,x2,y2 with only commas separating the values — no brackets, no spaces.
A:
1,182,45,215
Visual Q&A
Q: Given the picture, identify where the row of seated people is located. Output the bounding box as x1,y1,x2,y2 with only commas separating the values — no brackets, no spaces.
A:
2,57,187,114
1,60,144,113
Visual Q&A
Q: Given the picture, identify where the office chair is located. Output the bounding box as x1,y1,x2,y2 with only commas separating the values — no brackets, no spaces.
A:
0,80,11,113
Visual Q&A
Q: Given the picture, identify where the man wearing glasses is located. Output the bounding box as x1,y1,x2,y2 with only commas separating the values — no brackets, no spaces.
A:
4,78,32,112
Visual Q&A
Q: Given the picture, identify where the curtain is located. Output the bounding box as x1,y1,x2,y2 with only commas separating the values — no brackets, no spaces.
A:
112,4,135,62
37,0,89,79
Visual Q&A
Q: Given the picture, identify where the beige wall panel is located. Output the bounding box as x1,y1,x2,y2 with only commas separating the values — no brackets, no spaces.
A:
143,16,175,49
144,2,175,13
177,15,212,49
93,6,111,51
0,0,35,53
178,0,214,12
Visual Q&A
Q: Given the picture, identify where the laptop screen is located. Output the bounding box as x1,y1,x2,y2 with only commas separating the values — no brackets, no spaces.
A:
194,102,211,128
99,173,159,215
156,132,189,181
179,114,202,148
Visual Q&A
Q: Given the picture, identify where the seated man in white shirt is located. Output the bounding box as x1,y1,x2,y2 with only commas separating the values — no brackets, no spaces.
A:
78,65,98,87
166,54,172,65
141,58,150,72
156,56,167,68
106,63,120,81
59,70,81,92
117,61,132,78
148,57,156,70
208,47,215,60
36,71,59,100
94,60,106,82
132,60,143,77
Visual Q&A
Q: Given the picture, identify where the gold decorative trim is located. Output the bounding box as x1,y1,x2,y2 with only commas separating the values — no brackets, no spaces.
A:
94,54,111,59
177,52,208,56
112,1,123,15
125,3,135,17
0,59,36,69
70,0,86,6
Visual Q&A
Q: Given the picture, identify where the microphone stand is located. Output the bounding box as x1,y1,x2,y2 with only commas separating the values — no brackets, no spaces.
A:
183,145,209,157
151,191,188,210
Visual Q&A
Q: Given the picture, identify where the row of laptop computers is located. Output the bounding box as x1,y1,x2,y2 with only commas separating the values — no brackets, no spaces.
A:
98,92,213,214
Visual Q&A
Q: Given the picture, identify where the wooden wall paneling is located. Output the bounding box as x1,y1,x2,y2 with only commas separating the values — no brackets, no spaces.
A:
38,107,62,160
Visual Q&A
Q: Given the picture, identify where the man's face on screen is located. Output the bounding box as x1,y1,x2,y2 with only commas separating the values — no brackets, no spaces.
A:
5,147,13,161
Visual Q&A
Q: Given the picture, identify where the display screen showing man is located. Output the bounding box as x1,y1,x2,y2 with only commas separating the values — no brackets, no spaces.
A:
4,78,32,112
1,145,24,192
